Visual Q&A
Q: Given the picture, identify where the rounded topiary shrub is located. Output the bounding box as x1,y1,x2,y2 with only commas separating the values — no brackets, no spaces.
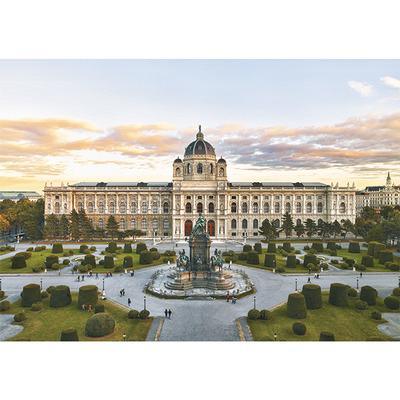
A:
259,309,272,320
11,255,27,269
360,285,377,306
106,242,117,253
326,242,337,251
243,244,252,253
348,241,360,253
139,309,150,319
123,243,133,253
246,251,259,265
247,309,261,320
136,242,147,254
253,243,262,254
150,250,160,260
45,255,59,269
287,293,307,319
52,243,63,254
292,322,307,336
60,328,79,341
50,285,72,308
14,312,27,322
264,253,276,268
94,304,105,314
0,290,4,300
371,311,382,320
361,255,374,268
303,254,318,268
46,286,55,294
282,242,292,252
319,331,335,341
21,283,41,307
79,244,89,253
267,243,276,253
62,259,70,266
85,313,115,337
139,250,153,265
104,255,114,268
384,295,400,310
83,254,96,267
286,254,297,268
238,252,247,261
0,300,11,311
311,242,324,253
348,288,358,297
355,300,368,310
31,302,42,312
328,283,348,307
78,285,98,308
378,250,394,264
123,256,133,268
128,309,139,319
301,284,322,309
392,288,400,297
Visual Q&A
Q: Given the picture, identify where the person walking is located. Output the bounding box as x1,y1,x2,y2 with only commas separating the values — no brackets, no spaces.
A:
164,309,168,318
168,309,172,319
360,272,363,278
307,277,311,283
127,298,131,307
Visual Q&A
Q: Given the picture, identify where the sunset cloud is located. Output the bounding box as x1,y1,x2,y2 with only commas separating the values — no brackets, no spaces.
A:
348,80,373,97
381,76,400,90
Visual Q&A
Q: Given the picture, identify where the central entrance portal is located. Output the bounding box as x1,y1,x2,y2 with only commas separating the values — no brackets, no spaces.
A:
184,220,193,236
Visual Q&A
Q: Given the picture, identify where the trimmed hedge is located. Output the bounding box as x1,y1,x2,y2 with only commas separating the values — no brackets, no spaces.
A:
85,313,115,337
139,309,150,319
361,255,374,268
264,253,276,268
248,309,261,320
286,254,297,268
52,243,64,254
384,296,400,310
123,243,133,253
104,255,114,268
79,244,89,253
259,309,272,320
392,288,400,297
21,283,41,307
328,283,348,307
282,242,292,252
348,288,358,297
45,255,59,269
301,284,322,309
14,312,27,322
78,285,98,308
287,293,307,319
378,250,393,264
360,286,377,306
243,244,252,252
303,254,318,268
371,311,382,320
0,300,11,311
348,241,360,253
355,300,368,310
50,285,72,308
41,290,49,299
311,242,324,253
136,242,147,254
31,302,42,312
11,255,27,269
368,241,385,258
94,304,105,313
0,290,4,299
246,251,259,265
292,322,306,336
106,242,117,253
319,331,335,341
84,254,96,267
123,256,133,268
253,243,262,254
326,242,337,251
139,250,153,265
60,328,79,341
128,309,139,319
267,243,276,253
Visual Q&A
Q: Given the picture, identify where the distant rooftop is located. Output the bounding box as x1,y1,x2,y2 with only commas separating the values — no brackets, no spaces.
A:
69,182,172,188
228,182,330,188
0,191,42,200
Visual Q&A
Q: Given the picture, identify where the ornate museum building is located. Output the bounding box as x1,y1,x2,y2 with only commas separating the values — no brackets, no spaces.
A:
44,126,357,239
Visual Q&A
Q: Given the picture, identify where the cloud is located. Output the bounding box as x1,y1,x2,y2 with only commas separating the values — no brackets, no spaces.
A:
381,76,400,90
348,80,373,97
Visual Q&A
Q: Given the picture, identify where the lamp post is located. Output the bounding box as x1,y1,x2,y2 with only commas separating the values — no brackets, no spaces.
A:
273,332,277,341
253,295,256,310
144,295,147,311
356,277,359,290
40,279,43,290
295,278,298,292
102,278,105,291
0,278,2,290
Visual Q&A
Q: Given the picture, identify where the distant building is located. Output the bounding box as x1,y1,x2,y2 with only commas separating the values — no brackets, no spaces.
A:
44,126,357,239
356,172,400,213
0,191,42,202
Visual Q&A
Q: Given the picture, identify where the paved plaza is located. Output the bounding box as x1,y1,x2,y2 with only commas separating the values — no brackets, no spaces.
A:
1,241,400,341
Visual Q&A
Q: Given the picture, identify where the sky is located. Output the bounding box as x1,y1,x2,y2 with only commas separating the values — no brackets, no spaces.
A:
0,59,400,193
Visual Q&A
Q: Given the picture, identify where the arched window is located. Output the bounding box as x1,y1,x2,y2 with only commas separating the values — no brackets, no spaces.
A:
119,218,125,230
186,164,192,174
285,202,291,213
98,202,104,214
208,202,215,213
242,202,248,213
317,202,323,213
185,202,192,213
163,202,169,213
87,202,93,213
210,164,213,174
152,218,158,229
175,167,181,176
130,202,137,213
109,202,115,214
253,219,258,229
339,202,346,213
120,201,126,213
163,218,169,229
98,218,104,229
131,218,136,229
231,202,237,213
141,201,148,213
296,202,302,213
78,202,84,212
306,202,312,213
264,202,270,213
141,219,147,230
197,163,203,174
219,167,224,177
242,219,248,229
152,201,158,213
231,219,237,229
274,202,280,213
296,218,302,226
197,202,203,214
54,202,60,214
253,202,259,213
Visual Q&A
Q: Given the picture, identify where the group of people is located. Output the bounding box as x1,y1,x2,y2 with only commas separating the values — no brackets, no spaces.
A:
226,292,237,304
164,309,172,319
119,288,126,296
81,304,93,312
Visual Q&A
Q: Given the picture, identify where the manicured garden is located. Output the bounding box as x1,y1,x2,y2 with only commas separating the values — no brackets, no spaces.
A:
0,284,152,341
248,283,400,341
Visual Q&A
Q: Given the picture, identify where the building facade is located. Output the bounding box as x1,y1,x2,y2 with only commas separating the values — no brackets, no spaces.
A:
44,126,357,239
356,172,400,213
0,191,42,202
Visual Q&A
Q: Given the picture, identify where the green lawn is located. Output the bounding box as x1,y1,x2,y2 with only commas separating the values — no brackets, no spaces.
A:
5,293,152,341
248,293,396,341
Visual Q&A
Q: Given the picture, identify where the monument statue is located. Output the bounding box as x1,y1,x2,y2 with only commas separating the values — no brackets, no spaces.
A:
188,215,211,271
190,215,208,237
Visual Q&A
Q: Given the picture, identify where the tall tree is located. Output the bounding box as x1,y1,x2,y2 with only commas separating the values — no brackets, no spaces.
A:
44,214,60,239
258,219,277,241
341,219,354,238
59,214,70,239
70,209,80,240
281,211,294,238
294,221,305,238
332,220,342,238
305,218,317,238
78,209,93,240
106,215,119,239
